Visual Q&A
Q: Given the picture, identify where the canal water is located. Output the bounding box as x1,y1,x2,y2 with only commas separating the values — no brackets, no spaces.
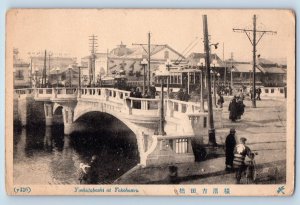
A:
13,112,140,185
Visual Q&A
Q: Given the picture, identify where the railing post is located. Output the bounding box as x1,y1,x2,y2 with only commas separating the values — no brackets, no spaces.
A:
77,88,81,98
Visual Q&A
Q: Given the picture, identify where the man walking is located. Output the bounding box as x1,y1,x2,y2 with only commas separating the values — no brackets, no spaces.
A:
228,96,238,122
233,137,253,184
225,128,237,171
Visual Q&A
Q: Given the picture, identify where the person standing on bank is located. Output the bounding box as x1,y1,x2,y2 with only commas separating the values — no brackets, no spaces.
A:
225,128,237,171
228,96,238,122
233,137,253,184
217,93,224,108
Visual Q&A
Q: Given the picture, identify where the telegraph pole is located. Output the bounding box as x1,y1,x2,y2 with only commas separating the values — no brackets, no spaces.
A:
203,15,216,146
233,15,277,108
133,33,166,93
223,42,226,84
42,50,47,87
89,35,98,86
148,32,151,91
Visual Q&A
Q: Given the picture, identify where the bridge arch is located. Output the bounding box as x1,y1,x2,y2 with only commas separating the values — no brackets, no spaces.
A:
73,108,151,165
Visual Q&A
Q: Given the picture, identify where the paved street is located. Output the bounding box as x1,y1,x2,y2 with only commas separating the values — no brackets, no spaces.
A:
115,96,287,184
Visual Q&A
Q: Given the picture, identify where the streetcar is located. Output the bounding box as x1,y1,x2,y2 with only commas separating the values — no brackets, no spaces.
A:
154,67,203,94
100,75,128,90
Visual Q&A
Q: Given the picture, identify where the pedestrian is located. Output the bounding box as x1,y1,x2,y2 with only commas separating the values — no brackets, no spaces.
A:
182,88,190,102
86,155,99,184
233,137,253,184
236,97,245,120
225,128,237,171
177,88,184,101
135,87,142,109
217,93,224,108
256,87,262,100
228,96,238,122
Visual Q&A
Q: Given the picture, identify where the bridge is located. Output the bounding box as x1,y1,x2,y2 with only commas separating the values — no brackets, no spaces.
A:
14,87,223,166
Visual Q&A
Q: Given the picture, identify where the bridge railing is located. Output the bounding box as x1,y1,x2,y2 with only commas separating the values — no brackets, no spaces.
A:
34,88,53,99
14,88,34,95
80,87,131,103
166,99,202,115
125,97,160,111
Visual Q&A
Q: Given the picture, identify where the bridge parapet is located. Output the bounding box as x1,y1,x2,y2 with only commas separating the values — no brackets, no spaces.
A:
14,88,34,96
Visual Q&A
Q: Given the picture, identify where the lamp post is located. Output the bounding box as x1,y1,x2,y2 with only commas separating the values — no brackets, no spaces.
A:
55,67,60,88
217,72,220,87
158,77,166,136
35,68,39,88
198,58,205,111
141,58,148,95
210,69,216,108
230,66,234,89
202,15,216,146
211,59,217,108
68,65,72,87
165,59,172,97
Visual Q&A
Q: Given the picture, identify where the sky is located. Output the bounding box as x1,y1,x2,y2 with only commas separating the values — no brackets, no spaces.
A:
7,9,294,62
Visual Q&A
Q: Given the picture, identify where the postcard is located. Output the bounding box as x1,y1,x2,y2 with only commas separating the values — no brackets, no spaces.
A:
6,9,295,196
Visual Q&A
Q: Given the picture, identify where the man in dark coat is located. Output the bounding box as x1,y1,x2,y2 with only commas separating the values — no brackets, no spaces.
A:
225,128,237,171
228,97,238,122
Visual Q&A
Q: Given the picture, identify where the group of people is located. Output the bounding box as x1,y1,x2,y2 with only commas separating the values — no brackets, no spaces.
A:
176,88,190,102
225,128,254,184
250,87,262,100
228,96,246,122
129,86,157,109
217,84,233,96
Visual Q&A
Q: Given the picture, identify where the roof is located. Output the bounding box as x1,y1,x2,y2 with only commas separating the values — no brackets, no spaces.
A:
257,65,286,74
233,63,261,73
187,52,225,67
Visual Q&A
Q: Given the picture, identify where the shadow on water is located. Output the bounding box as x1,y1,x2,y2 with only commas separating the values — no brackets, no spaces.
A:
13,112,140,184
70,112,140,183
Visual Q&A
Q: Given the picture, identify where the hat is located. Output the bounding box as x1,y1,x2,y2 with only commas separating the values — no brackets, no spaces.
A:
240,137,247,142
230,128,236,133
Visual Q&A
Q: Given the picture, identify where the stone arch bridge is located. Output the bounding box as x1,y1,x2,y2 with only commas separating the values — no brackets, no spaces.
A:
14,87,223,166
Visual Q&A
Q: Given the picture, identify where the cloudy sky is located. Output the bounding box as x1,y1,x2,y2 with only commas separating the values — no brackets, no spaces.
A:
7,9,294,62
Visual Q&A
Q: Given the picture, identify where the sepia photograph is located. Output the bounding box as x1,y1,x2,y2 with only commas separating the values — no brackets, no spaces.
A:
6,9,295,196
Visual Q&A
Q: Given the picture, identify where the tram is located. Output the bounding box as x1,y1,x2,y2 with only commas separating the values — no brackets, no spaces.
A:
154,68,204,94
101,75,128,90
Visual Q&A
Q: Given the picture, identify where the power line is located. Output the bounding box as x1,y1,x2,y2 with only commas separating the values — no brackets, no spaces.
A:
233,15,277,108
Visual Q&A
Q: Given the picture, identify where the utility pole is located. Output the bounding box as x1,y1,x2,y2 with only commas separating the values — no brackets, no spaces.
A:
133,33,166,93
223,42,226,84
203,15,216,146
48,52,52,87
30,57,33,88
230,52,234,88
233,15,277,108
89,34,98,86
148,32,151,91
42,50,47,87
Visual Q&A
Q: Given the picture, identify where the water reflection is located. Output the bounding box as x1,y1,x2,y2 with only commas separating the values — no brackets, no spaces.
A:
13,112,139,185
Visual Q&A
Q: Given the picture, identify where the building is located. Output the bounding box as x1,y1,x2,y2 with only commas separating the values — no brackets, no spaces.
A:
29,52,77,87
81,42,187,86
13,49,31,88
226,58,287,88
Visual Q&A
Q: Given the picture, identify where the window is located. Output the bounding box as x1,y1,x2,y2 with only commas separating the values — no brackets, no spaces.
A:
15,70,24,80
280,89,284,94
265,89,269,93
175,138,188,154
271,89,274,93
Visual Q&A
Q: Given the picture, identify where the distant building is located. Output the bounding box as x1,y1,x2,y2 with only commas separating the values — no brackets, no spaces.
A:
81,42,187,85
13,48,31,88
29,53,77,87
226,58,287,88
